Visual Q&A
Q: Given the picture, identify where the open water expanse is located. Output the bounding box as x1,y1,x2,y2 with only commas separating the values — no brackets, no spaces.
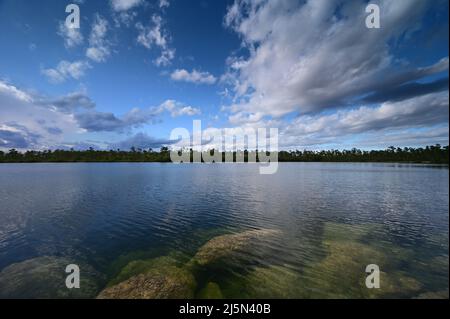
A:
0,163,448,298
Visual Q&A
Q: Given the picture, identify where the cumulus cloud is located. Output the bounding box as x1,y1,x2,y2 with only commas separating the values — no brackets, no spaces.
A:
154,48,175,67
42,60,91,83
0,81,80,150
110,0,142,12
136,15,175,66
58,21,83,48
281,92,449,146
222,0,449,120
136,16,167,48
0,124,41,149
74,99,200,132
0,79,202,149
0,81,33,102
74,108,157,132
45,16,111,83
191,91,448,151
37,91,96,113
86,15,111,63
170,69,217,85
171,92,449,151
157,100,201,117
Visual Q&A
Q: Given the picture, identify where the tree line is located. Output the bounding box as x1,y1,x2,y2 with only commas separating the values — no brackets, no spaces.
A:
0,145,448,164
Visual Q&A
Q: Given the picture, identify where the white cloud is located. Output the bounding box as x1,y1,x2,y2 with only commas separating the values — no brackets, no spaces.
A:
110,0,142,12
58,21,83,48
0,80,202,149
74,99,201,132
0,81,80,150
44,16,110,84
232,91,449,150
159,0,170,8
75,109,156,132
42,60,91,83
136,15,167,48
0,81,33,103
136,15,175,66
86,47,108,63
38,91,96,113
282,92,449,143
157,100,201,117
222,0,446,120
190,91,448,151
170,69,217,85
86,15,111,63
171,93,449,151
155,48,175,67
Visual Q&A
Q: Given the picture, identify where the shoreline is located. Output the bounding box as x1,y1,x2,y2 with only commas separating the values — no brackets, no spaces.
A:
0,161,448,165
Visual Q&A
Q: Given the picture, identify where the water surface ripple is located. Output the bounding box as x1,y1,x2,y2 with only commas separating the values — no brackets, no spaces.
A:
0,163,448,298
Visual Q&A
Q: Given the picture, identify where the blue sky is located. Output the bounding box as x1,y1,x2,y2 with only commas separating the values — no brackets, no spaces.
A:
0,0,448,151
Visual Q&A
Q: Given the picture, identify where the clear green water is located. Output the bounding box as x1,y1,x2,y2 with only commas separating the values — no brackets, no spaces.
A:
0,163,448,298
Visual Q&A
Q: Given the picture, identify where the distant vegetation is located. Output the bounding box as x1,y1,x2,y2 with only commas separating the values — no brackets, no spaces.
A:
0,145,448,164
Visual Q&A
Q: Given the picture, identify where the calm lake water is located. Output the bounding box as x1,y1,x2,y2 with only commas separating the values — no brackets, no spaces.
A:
0,163,448,299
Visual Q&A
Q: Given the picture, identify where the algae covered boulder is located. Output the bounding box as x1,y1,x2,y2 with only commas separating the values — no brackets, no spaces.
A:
191,229,281,266
197,282,224,299
97,256,196,299
107,256,178,286
0,256,101,299
300,222,422,298
414,289,449,299
224,265,305,299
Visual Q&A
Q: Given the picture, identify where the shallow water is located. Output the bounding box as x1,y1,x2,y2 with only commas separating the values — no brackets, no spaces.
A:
0,163,448,298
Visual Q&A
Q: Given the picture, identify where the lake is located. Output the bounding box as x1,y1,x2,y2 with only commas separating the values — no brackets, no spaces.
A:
0,163,448,298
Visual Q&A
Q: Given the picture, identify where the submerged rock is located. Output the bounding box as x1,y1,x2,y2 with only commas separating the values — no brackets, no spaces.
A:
301,223,422,298
191,229,281,266
197,282,224,299
97,256,196,299
98,229,280,299
0,256,101,299
217,223,423,299
107,256,179,287
226,265,305,299
414,289,449,299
